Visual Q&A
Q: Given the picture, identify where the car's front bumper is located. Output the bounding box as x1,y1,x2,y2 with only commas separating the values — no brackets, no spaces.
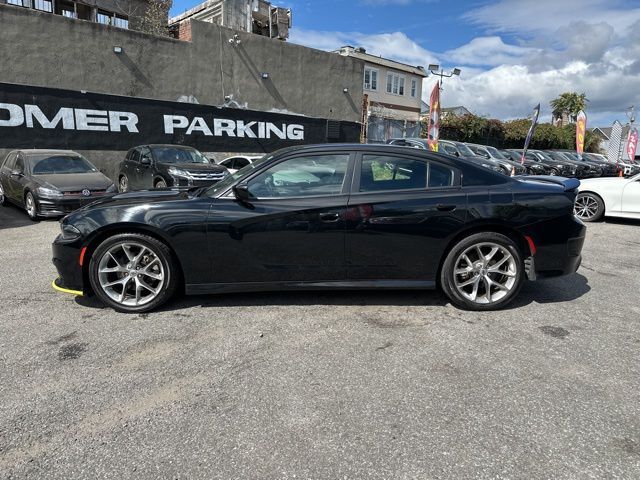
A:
52,236,86,293
38,195,110,217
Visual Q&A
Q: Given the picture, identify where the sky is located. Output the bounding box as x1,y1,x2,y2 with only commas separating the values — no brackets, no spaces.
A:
170,0,640,127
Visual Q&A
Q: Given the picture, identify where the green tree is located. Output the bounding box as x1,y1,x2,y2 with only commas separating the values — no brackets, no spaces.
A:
550,92,587,125
138,0,172,37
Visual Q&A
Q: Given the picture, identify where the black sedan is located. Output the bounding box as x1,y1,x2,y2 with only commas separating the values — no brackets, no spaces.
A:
0,150,115,220
117,144,229,192
52,144,585,313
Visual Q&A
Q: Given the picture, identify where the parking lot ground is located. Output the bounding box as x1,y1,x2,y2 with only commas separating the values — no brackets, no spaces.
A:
1,202,639,479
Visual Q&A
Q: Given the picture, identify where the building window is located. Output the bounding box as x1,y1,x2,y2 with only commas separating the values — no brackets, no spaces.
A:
114,15,129,28
411,79,417,97
33,0,52,11
386,73,406,96
364,67,378,91
7,0,28,7
96,10,129,28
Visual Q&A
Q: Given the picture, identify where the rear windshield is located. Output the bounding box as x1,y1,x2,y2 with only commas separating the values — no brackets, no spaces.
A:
152,147,210,164
30,155,97,175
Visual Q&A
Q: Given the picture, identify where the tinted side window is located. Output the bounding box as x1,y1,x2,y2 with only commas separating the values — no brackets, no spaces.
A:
442,144,458,156
429,163,454,188
14,156,25,173
220,159,234,168
140,148,152,163
248,154,349,198
360,155,426,192
235,158,250,169
130,149,141,163
3,153,17,169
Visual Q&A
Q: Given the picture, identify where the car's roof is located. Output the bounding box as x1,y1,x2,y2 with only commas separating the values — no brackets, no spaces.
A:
146,144,197,150
14,149,80,156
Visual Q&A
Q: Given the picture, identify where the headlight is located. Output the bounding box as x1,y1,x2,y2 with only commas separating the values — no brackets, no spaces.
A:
60,223,81,240
37,186,63,198
168,167,189,177
106,184,117,193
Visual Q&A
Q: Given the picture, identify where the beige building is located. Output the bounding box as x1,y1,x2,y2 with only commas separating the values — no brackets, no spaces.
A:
336,45,427,141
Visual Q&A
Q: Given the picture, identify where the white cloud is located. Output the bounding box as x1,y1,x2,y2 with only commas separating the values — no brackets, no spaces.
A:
289,1,640,126
289,28,438,67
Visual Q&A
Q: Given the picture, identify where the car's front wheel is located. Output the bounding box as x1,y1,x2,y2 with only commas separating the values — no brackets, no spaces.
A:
88,233,179,313
440,233,525,311
154,179,167,189
25,191,39,220
574,192,604,222
0,182,6,206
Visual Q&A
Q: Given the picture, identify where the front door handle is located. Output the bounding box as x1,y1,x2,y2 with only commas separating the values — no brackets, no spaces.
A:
319,212,340,223
436,204,456,212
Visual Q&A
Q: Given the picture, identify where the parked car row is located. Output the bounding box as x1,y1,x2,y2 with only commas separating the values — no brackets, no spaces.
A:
386,137,637,179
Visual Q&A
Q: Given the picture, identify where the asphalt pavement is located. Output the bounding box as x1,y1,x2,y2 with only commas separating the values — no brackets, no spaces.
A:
1,202,639,479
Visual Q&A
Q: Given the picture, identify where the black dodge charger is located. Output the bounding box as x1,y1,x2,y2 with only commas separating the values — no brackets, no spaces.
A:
52,144,586,313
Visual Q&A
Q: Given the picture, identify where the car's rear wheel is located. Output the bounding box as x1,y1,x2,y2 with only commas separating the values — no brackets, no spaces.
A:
118,175,129,193
574,192,604,222
25,191,39,220
154,179,167,189
88,233,178,313
440,233,525,311
549,168,559,176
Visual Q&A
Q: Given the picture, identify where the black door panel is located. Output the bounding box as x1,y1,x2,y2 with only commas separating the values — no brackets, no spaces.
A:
207,196,348,283
346,190,467,280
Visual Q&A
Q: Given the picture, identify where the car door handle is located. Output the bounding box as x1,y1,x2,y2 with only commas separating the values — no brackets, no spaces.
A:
436,204,456,212
319,213,340,223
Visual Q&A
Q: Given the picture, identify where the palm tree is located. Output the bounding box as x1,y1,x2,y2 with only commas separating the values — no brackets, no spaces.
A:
550,92,587,126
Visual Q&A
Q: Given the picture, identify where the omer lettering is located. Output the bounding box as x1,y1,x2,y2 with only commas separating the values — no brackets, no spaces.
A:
0,103,139,132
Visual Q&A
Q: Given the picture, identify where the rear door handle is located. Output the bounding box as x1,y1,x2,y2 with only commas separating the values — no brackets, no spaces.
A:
319,212,340,223
436,204,456,212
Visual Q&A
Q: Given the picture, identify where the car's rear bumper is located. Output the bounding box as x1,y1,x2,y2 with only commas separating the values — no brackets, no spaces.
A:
52,236,86,293
533,222,586,278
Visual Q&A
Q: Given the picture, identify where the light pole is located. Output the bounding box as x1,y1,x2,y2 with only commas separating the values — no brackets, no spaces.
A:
428,64,461,91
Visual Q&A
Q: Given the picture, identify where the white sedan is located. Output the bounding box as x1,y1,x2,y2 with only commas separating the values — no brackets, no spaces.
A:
574,173,640,221
219,155,262,174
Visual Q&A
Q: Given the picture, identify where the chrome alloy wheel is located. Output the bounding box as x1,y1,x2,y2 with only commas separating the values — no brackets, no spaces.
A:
97,242,165,306
25,192,37,218
453,242,517,304
0,182,5,204
574,194,599,220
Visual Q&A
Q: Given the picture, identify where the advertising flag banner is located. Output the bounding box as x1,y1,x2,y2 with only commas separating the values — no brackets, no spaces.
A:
427,82,440,152
608,121,623,164
576,110,587,154
625,127,638,161
521,103,540,164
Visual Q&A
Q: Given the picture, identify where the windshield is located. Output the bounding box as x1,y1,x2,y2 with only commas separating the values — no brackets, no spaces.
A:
30,155,97,175
456,143,477,157
486,146,507,159
204,154,271,197
152,147,210,164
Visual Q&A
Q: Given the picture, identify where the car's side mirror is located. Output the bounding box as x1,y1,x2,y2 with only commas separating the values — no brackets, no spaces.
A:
141,157,151,166
10,170,23,178
233,183,252,201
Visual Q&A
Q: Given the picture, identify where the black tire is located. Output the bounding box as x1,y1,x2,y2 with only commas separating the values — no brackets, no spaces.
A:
88,233,179,313
25,191,39,220
154,179,167,189
0,181,6,206
549,168,560,176
574,192,605,222
440,232,525,311
118,175,129,193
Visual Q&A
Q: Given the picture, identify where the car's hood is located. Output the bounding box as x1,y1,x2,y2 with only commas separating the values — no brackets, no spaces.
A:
77,188,191,211
33,172,113,190
160,163,227,173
